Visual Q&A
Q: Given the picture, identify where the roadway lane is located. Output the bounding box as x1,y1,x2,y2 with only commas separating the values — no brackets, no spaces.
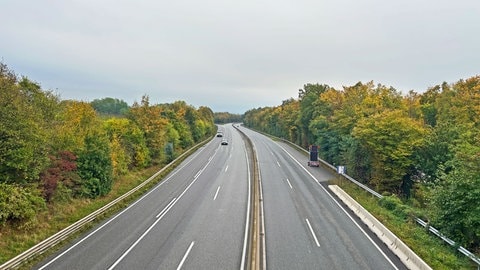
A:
35,124,250,270
239,126,406,270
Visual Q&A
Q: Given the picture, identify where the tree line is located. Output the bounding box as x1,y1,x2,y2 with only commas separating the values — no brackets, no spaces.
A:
243,78,480,251
0,63,215,227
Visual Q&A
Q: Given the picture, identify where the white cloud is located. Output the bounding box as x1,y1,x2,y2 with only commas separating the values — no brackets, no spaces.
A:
1,0,479,113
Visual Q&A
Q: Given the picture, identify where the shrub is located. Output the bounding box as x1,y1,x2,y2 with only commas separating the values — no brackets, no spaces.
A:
0,183,46,227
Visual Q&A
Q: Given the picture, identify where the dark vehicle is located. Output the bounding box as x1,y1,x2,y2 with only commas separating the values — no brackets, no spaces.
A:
307,145,319,167
221,140,228,145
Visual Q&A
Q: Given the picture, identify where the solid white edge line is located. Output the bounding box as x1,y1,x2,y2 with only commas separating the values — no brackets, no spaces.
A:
243,129,268,270
38,142,214,270
306,218,321,247
213,186,221,200
240,144,251,270
276,143,399,270
176,241,195,270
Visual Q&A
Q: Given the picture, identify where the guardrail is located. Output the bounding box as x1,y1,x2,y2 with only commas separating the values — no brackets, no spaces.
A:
246,127,480,269
0,137,212,270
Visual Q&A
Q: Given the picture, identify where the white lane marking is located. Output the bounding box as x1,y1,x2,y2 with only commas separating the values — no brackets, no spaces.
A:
156,198,177,219
276,161,281,167
208,156,213,162
38,141,215,270
194,170,202,179
213,186,221,200
276,143,399,270
225,165,229,172
108,146,219,270
285,178,293,189
240,145,252,270
306,218,321,247
177,241,195,270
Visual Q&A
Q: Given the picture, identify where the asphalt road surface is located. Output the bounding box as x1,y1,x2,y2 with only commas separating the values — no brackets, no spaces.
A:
239,126,406,270
35,124,250,270
35,124,407,270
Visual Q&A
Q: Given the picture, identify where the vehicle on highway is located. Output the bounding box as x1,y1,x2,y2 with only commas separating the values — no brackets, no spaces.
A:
216,132,223,137
221,140,228,145
307,145,320,167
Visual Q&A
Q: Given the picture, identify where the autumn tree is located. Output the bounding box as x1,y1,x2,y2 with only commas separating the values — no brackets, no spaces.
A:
129,96,169,162
0,64,50,184
352,110,427,192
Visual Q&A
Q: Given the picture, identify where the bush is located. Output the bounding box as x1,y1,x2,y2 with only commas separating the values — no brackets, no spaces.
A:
0,183,46,227
378,195,413,220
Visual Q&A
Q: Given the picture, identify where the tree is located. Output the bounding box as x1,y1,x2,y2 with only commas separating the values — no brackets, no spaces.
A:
91,97,129,115
77,133,113,198
298,83,330,146
352,110,427,193
54,101,99,152
0,64,50,184
430,136,480,249
103,117,150,170
129,96,169,162
39,151,79,202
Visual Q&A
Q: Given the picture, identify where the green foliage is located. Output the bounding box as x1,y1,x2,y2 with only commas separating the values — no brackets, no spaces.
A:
0,64,50,184
0,183,46,227
244,76,480,253
430,136,480,250
214,112,243,124
352,110,427,192
77,133,113,198
91,97,129,115
298,84,330,146
378,195,413,220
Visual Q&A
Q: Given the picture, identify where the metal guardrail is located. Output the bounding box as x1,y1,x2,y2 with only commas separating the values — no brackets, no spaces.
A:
0,137,211,270
254,130,480,269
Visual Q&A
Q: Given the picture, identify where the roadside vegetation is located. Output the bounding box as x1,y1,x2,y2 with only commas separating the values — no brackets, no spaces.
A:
243,79,480,266
0,62,216,265
331,177,474,269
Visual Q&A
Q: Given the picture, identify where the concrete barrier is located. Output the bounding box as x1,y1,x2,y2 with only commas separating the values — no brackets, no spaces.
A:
328,185,432,270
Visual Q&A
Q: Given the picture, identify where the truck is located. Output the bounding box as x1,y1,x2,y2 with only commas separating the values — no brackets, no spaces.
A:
307,145,320,167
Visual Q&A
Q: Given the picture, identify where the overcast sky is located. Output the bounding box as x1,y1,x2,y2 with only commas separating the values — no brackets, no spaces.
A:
2,0,479,113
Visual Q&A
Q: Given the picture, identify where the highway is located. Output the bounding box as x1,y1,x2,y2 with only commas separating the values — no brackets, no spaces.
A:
34,124,408,270
238,126,406,270
35,124,250,270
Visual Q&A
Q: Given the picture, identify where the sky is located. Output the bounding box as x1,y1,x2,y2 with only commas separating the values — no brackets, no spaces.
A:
1,0,479,113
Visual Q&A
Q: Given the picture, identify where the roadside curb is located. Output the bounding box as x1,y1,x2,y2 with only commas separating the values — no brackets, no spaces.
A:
328,185,432,270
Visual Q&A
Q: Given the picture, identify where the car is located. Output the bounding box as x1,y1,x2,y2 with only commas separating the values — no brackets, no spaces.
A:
216,133,223,137
221,140,228,145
